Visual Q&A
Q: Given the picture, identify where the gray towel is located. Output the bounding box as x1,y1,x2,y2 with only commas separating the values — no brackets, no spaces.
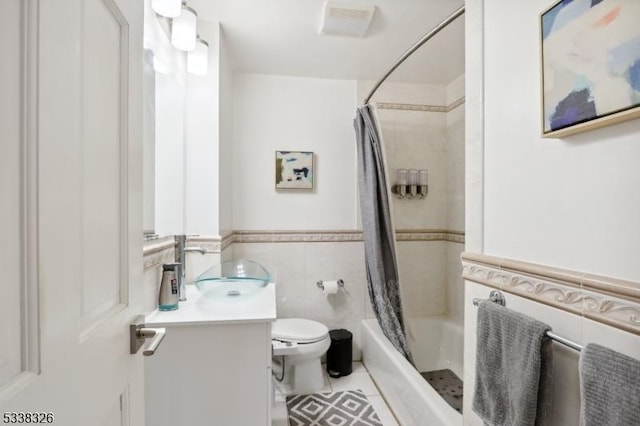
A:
579,343,640,426
472,301,553,426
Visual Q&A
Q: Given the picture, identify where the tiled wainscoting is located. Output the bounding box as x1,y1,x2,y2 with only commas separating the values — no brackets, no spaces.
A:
144,230,466,360
143,236,175,314
462,252,640,336
229,238,369,360
462,252,640,425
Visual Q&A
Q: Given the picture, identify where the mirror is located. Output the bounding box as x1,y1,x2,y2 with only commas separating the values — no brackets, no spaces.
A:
142,0,187,237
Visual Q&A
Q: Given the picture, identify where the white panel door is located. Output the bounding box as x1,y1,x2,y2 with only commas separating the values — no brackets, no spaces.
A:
0,0,146,425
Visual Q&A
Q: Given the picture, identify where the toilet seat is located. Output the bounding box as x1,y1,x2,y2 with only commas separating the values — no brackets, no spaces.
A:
272,319,329,344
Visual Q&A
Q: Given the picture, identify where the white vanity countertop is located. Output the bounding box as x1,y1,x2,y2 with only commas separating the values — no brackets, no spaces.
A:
146,283,276,326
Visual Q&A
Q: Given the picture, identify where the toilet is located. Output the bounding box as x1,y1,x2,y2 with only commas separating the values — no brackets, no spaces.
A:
272,318,331,394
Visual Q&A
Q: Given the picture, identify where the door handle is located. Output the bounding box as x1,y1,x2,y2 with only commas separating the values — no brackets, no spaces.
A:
130,315,166,356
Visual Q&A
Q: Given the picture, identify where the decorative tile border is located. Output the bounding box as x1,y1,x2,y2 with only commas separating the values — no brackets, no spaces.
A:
376,103,448,113
375,96,465,113
461,252,640,336
143,235,233,271
143,236,175,271
396,229,465,244
396,229,448,241
446,232,465,244
447,96,465,112
233,230,363,243
220,232,235,251
233,229,465,244
185,234,223,253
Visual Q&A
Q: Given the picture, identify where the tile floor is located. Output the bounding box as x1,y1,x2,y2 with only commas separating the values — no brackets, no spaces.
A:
272,362,399,426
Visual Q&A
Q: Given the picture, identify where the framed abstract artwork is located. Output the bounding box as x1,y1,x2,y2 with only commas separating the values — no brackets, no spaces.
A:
275,151,314,190
540,0,640,137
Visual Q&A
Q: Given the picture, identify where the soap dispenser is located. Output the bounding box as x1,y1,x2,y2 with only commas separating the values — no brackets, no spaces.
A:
159,263,180,311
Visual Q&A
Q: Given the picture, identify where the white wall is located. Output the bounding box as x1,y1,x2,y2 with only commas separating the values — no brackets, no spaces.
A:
184,21,220,236
446,74,466,326
218,30,234,236
154,61,186,236
232,74,358,230
464,1,640,423
482,0,640,282
446,74,465,233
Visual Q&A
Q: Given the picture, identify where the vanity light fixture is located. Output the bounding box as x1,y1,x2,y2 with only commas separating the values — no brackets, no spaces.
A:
171,2,197,51
151,0,182,18
187,36,209,76
392,168,429,199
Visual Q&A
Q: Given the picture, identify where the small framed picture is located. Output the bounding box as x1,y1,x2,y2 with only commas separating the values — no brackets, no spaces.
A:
275,151,314,190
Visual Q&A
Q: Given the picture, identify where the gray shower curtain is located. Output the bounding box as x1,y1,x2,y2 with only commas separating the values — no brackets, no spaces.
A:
354,105,413,363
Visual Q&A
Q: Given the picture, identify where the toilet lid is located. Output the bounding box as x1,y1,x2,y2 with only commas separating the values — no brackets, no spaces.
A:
272,319,329,344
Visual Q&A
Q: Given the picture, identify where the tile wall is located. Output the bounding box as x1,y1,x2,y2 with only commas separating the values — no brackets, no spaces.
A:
143,236,175,314
229,240,369,360
464,280,640,425
373,76,466,325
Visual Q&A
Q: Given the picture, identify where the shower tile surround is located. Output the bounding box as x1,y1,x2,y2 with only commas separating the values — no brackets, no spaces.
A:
365,77,467,324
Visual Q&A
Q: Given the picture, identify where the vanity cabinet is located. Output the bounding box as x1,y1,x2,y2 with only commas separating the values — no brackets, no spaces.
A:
145,284,276,426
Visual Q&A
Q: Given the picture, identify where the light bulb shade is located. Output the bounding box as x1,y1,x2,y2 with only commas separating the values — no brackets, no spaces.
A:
188,38,209,76
171,5,197,51
151,0,182,18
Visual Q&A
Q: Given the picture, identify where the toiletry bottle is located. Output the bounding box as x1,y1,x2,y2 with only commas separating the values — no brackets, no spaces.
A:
159,263,179,311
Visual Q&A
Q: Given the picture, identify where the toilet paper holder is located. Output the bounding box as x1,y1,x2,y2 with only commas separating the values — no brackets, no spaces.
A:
316,279,345,290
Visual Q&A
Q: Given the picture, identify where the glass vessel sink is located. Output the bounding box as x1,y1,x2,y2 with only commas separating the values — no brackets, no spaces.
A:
194,259,272,297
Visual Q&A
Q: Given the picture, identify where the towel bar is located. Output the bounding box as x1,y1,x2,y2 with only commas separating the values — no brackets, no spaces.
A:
473,290,583,352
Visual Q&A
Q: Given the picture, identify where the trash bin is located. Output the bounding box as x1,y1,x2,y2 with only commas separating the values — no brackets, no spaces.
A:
326,329,352,378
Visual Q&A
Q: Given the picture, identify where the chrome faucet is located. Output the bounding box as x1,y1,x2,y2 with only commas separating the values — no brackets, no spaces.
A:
175,235,207,301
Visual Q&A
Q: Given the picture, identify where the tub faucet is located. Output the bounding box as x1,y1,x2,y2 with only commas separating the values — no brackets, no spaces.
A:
175,235,207,301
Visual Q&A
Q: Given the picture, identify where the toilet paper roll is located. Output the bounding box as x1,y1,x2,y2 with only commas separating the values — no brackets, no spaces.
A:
322,280,339,296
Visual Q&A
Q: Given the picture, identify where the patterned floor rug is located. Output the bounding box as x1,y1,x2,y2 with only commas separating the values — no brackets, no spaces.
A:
420,368,464,413
286,389,383,426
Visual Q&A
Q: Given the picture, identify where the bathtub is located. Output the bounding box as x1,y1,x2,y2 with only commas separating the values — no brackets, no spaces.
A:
361,317,464,426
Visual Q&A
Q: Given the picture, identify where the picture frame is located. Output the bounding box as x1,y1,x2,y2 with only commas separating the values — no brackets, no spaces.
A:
540,0,640,138
275,151,314,190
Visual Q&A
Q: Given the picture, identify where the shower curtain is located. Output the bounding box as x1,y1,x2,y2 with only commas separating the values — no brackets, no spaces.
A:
354,105,413,363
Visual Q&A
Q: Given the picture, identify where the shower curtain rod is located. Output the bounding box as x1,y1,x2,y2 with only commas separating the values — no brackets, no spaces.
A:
362,4,465,106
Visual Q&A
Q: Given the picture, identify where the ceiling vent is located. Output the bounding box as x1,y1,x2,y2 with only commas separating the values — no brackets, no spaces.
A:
319,2,376,37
